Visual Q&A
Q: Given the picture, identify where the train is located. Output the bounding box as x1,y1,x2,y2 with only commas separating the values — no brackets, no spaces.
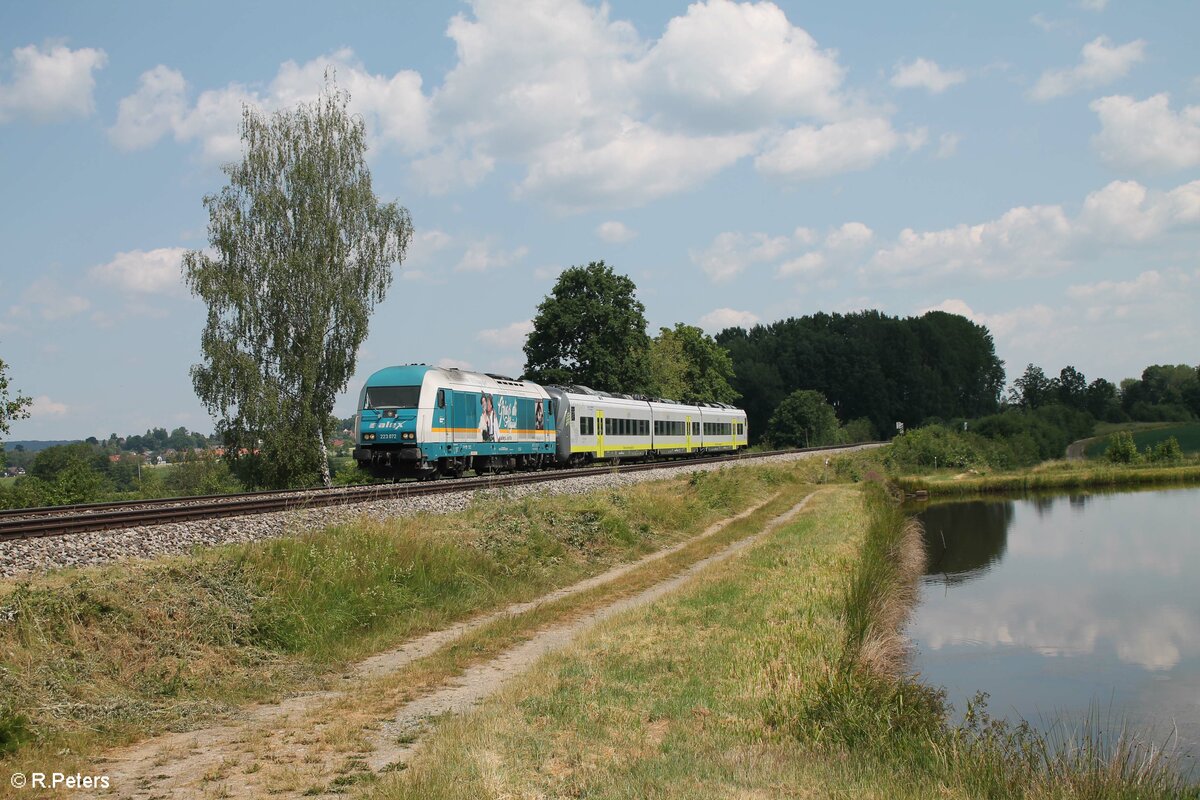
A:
352,364,748,480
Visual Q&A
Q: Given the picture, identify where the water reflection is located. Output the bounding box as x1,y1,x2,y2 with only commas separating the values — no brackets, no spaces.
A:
907,487,1200,752
921,500,1012,585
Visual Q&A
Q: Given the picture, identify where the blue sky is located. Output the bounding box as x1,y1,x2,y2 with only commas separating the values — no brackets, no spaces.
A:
2,0,1198,440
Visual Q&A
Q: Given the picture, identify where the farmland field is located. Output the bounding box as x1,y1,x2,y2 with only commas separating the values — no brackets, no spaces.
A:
1085,422,1200,458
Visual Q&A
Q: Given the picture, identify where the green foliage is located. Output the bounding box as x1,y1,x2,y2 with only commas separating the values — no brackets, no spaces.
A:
1120,363,1200,421
522,261,651,393
1106,431,1141,464
1149,436,1183,463
766,389,839,448
836,417,876,444
886,426,996,470
163,450,243,496
184,80,412,489
0,355,32,466
0,707,30,755
646,323,739,403
717,310,1004,444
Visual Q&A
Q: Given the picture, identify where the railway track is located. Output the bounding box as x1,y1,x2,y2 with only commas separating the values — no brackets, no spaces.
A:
0,444,874,542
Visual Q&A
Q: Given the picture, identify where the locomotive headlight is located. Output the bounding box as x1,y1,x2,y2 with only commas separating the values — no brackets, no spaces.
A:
363,433,376,441
402,432,416,440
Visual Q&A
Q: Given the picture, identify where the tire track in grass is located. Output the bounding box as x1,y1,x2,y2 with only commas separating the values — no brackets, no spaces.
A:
97,490,813,799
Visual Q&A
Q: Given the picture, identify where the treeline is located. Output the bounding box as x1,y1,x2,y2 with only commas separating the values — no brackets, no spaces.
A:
0,442,240,509
888,362,1200,471
3,427,215,472
716,310,1005,443
1008,362,1200,422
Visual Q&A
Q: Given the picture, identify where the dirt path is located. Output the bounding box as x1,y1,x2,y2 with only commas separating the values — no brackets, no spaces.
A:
97,491,818,799
1066,437,1093,460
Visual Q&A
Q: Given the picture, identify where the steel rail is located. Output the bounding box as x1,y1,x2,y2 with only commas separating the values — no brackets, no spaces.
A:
0,444,876,542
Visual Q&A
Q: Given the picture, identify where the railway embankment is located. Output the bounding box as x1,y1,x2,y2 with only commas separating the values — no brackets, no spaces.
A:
0,458,820,796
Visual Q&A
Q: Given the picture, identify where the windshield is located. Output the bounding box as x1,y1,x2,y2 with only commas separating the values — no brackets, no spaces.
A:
364,385,421,409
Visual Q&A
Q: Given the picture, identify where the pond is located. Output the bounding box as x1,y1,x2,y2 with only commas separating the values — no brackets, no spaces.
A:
907,486,1200,758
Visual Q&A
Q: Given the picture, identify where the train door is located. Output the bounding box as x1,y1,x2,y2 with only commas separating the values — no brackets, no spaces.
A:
685,414,692,452
596,410,605,458
434,389,450,445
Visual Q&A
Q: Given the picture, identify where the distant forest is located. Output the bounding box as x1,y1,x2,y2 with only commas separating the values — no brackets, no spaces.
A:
717,310,1005,443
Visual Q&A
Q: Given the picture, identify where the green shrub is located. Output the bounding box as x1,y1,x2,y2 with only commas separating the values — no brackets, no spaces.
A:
1105,431,1141,464
0,707,30,755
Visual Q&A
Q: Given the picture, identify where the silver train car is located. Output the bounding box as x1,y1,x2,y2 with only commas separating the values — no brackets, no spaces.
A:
544,385,748,466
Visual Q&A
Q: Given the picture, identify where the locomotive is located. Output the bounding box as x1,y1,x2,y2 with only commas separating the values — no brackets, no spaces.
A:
353,364,748,480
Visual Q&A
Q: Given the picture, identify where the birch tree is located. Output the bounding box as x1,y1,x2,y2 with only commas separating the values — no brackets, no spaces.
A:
0,356,31,467
184,81,412,488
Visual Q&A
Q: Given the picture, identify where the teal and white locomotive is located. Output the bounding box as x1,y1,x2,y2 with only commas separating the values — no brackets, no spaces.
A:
354,365,558,479
354,364,748,480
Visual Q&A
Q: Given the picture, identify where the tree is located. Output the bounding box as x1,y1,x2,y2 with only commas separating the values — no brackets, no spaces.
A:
523,261,650,393
766,389,839,448
647,324,739,404
184,81,412,489
0,356,31,467
1056,366,1088,409
1008,364,1054,409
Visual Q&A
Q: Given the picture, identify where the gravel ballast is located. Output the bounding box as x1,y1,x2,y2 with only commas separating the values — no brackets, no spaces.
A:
0,449,869,579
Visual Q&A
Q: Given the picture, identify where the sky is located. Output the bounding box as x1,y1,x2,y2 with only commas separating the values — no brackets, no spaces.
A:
1,0,1198,440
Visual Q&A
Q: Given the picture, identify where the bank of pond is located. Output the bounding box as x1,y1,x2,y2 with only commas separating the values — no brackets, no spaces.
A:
904,483,1200,789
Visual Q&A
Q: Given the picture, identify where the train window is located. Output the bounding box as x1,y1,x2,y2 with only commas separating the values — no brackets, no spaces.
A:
571,406,576,421
436,389,445,409
365,385,421,409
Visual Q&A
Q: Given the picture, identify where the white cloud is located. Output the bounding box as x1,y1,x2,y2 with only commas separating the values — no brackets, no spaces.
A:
638,0,846,130
870,204,1074,280
477,319,533,349
1090,94,1200,172
108,65,188,150
755,117,902,180
405,229,454,266
699,307,760,331
109,2,908,209
890,58,965,94
1030,36,1145,101
1078,179,1200,241
29,395,68,417
936,132,960,158
596,221,636,243
454,241,529,272
690,230,793,282
776,251,825,278
517,124,758,211
89,247,187,295
825,222,874,250
0,43,107,124
1030,13,1066,33
1079,0,1108,10
110,49,431,161
10,278,90,321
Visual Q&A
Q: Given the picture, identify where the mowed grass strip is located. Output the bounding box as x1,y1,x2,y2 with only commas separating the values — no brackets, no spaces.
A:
368,486,869,800
0,464,797,781
896,459,1200,496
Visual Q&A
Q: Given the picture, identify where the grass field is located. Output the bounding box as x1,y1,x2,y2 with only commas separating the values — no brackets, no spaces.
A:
0,464,801,783
369,484,1193,800
1085,422,1200,458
